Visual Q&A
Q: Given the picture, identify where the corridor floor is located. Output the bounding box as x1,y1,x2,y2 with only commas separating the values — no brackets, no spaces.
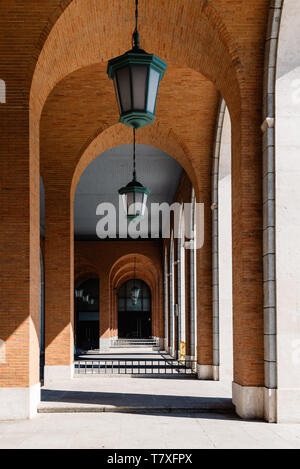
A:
2,409,300,449
1,348,300,449
39,347,233,413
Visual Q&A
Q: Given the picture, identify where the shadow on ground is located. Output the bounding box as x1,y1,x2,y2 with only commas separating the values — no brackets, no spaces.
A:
40,388,237,420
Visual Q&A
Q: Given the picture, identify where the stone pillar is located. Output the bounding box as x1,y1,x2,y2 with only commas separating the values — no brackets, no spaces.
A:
218,107,233,383
177,233,186,360
275,0,300,423
99,274,111,350
169,236,175,356
44,189,74,384
111,287,118,341
189,192,197,362
163,248,169,351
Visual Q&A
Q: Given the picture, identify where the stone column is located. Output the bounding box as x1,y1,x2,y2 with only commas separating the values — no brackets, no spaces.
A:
163,248,169,351
99,274,111,350
275,0,300,423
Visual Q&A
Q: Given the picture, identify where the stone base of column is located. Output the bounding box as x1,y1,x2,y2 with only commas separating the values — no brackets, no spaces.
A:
44,364,74,385
0,382,40,420
186,355,197,362
232,382,264,419
168,347,175,357
197,364,214,380
163,338,168,352
213,365,220,381
157,338,164,351
277,388,300,423
264,388,277,423
99,338,111,350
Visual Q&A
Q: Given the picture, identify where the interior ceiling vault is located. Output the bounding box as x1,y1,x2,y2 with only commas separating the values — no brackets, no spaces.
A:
74,144,183,238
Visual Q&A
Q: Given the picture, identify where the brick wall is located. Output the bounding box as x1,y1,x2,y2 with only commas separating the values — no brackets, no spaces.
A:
0,0,269,390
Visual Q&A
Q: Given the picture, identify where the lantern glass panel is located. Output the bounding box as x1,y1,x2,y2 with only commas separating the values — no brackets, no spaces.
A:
126,192,135,216
131,287,140,305
116,67,131,113
131,192,144,217
141,193,148,216
131,65,148,110
147,68,160,114
121,194,127,215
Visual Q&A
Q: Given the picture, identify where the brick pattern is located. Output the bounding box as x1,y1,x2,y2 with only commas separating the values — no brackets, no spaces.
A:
0,0,269,389
75,242,163,342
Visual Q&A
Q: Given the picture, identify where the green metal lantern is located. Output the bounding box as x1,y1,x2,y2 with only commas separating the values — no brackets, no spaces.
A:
131,286,140,305
107,0,167,130
119,129,151,221
131,259,140,305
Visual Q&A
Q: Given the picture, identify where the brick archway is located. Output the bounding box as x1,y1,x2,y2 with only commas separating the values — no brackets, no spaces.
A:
109,253,162,341
30,0,242,120
0,0,271,420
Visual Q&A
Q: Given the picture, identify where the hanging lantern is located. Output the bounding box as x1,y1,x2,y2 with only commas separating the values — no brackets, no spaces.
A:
75,289,84,299
131,258,140,305
83,294,90,303
131,286,140,305
107,0,167,130
119,128,150,220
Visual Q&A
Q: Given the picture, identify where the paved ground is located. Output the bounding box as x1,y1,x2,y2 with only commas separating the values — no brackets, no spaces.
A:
39,376,233,413
1,412,300,449
2,348,300,449
40,348,232,413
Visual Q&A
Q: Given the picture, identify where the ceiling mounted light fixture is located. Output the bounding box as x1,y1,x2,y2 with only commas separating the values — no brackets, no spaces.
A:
119,128,150,220
107,0,167,130
131,258,140,305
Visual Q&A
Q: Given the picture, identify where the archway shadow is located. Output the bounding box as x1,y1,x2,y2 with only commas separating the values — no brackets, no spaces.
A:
40,388,239,421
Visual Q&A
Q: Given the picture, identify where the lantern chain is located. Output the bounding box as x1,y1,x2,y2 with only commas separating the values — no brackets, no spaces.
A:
134,257,137,287
132,0,140,50
133,128,136,180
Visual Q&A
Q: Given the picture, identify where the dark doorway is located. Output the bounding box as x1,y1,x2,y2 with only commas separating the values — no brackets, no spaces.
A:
118,279,152,339
75,278,99,351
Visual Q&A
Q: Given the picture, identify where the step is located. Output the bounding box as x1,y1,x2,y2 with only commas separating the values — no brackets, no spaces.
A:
38,399,235,415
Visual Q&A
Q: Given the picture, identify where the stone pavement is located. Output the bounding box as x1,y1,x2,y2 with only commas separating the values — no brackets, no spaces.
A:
39,376,234,413
39,348,232,413
1,412,300,449
2,348,300,449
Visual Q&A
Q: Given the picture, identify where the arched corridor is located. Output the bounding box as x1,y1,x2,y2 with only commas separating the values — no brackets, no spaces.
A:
1,1,300,439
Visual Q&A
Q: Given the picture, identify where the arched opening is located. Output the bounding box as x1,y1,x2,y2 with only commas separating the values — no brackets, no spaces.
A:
117,279,152,339
109,252,162,348
0,0,285,425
